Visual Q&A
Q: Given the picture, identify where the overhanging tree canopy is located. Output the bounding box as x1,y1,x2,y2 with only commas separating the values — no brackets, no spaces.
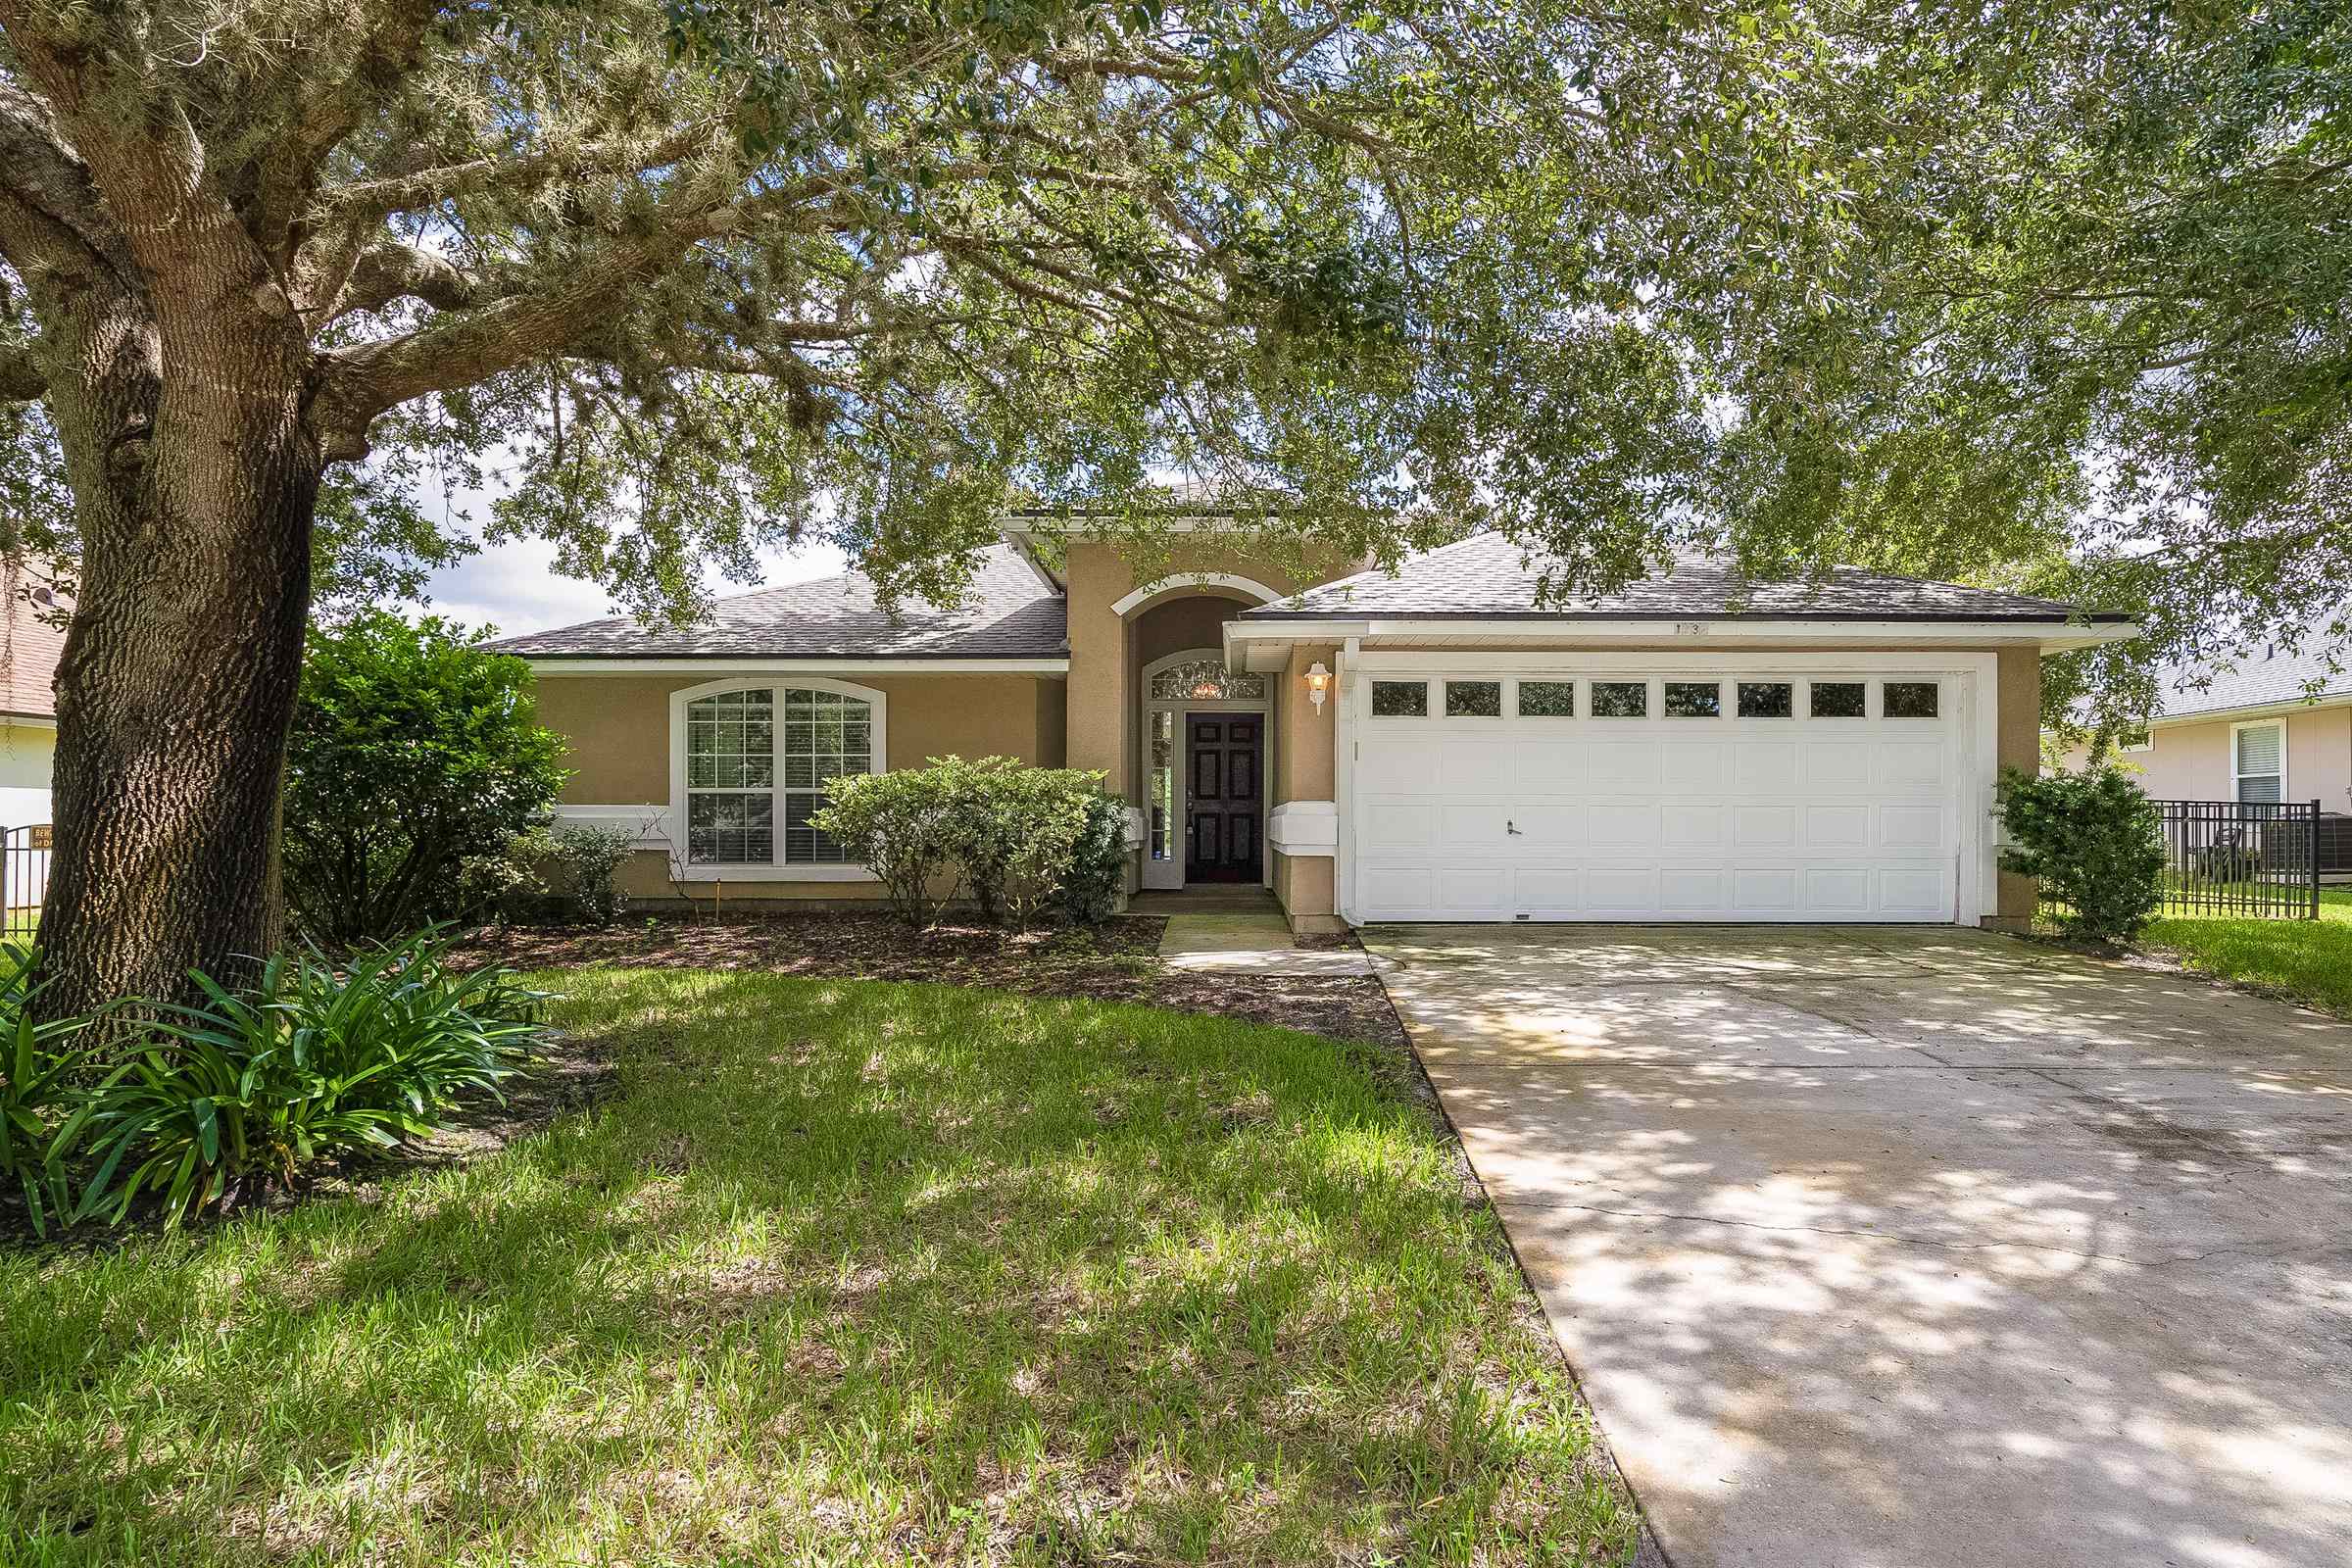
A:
1678,0,2352,725
0,0,2341,1010
0,0,1754,1010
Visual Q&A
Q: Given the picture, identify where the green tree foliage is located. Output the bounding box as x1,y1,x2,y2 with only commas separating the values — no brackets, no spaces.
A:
1995,765,2167,945
1674,2,2352,727
0,0,2342,1004
284,613,567,943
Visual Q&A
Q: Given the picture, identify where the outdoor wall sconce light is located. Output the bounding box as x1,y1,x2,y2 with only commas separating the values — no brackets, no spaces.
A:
1305,661,1332,713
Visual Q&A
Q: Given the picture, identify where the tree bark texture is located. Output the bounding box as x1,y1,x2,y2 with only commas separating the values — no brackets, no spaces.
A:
32,271,320,1021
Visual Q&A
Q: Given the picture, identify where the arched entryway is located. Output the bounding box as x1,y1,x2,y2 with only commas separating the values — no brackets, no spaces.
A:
1124,585,1277,891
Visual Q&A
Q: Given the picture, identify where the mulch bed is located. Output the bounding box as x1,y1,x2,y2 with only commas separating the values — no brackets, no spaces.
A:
457,910,1407,1053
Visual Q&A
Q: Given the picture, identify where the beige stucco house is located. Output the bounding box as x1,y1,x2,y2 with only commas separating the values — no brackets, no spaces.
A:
490,523,2133,932
2075,646,2352,816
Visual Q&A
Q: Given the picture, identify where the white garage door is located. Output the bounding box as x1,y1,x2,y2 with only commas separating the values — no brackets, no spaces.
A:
1350,672,1963,923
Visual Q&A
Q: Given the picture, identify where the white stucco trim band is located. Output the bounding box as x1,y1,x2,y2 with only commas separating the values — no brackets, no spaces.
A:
1268,801,1338,857
1110,573,1284,617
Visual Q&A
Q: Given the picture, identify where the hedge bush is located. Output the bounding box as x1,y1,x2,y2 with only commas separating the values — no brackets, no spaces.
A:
285,612,567,943
813,757,1125,927
1995,764,2167,944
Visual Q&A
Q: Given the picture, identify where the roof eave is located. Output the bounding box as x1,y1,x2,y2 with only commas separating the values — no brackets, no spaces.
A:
523,655,1070,674
2150,688,2352,729
1223,615,2140,669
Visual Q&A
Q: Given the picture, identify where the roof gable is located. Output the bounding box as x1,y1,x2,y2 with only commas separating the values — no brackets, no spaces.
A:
1239,534,2115,623
486,544,1067,662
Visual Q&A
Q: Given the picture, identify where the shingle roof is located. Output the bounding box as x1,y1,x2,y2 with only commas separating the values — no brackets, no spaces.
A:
487,544,1067,661
2153,643,2352,721
0,560,66,720
1237,533,2122,623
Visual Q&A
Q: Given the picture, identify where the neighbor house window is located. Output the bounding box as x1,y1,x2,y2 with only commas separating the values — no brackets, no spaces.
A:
1884,681,1939,719
1371,680,1429,716
1809,681,1866,718
684,684,878,867
1664,681,1722,718
1446,680,1502,716
2233,722,2284,804
1518,680,1575,717
1591,681,1647,717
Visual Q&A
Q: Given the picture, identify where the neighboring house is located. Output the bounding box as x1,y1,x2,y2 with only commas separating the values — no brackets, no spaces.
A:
2078,646,2352,813
0,559,63,830
491,524,2132,932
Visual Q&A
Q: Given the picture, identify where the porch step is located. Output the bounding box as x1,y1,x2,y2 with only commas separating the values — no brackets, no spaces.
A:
1155,912,1374,977
1128,887,1283,915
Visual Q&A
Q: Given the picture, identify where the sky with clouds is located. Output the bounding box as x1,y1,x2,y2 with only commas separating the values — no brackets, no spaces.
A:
402,475,851,638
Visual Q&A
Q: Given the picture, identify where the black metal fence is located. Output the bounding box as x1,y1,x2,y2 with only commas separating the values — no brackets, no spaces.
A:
2154,800,2322,919
1,823,48,935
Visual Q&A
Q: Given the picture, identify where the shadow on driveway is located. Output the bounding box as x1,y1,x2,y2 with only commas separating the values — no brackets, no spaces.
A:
1366,923,2352,1568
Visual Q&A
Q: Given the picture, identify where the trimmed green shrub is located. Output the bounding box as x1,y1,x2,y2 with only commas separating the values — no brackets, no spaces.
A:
1995,764,2166,944
812,764,963,923
285,611,568,944
72,930,549,1228
815,758,1125,927
549,825,634,925
1058,793,1131,927
457,825,562,923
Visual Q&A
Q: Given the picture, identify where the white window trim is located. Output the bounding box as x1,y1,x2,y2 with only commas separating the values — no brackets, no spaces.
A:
2230,718,2286,805
1334,653,1995,926
666,675,889,881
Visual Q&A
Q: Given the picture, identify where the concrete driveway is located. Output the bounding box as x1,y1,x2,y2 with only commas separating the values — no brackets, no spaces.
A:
1363,925,2352,1568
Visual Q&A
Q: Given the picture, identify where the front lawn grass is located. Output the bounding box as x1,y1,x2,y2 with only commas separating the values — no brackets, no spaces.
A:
2140,885,2352,1017
0,972,1638,1566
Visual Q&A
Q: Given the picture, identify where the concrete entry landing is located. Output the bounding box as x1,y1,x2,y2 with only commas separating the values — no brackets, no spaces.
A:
1364,923,2352,1568
1155,912,1372,976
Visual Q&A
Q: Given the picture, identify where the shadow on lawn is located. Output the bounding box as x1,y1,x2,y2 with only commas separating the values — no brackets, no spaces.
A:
0,973,1640,1566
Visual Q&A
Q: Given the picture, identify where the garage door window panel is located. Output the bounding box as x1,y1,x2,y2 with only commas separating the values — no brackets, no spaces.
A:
1664,681,1723,718
1592,681,1648,718
1809,681,1867,718
1737,682,1794,719
1518,680,1576,717
1371,680,1429,717
1884,681,1940,719
1446,680,1502,717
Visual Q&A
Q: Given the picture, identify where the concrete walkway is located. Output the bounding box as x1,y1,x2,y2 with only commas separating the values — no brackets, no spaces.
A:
1155,912,1373,976
1364,924,2352,1568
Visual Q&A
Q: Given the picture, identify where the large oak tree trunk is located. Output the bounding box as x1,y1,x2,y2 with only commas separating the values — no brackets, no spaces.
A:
33,277,321,1022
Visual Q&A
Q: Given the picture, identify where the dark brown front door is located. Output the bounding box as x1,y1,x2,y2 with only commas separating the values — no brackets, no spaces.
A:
1186,712,1261,882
